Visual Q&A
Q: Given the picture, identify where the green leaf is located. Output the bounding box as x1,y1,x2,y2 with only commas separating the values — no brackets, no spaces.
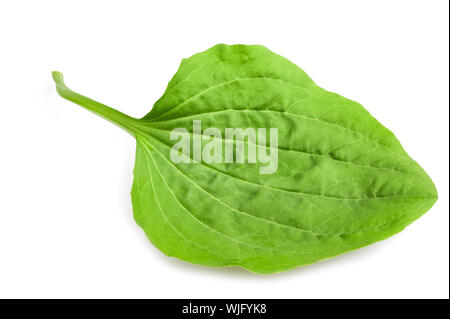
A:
52,44,438,274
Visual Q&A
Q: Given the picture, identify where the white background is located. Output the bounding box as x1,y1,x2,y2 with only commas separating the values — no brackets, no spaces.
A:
0,0,448,299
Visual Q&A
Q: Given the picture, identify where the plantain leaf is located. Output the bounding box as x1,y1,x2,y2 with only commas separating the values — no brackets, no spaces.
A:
52,44,437,273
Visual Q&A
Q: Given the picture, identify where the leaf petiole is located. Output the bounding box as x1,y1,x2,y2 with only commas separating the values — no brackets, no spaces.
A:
52,71,141,135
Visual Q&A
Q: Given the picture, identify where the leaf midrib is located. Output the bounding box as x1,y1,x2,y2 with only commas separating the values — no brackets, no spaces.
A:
144,133,434,201
144,125,420,179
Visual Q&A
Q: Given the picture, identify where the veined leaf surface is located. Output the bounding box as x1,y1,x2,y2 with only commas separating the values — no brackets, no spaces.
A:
52,44,437,273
